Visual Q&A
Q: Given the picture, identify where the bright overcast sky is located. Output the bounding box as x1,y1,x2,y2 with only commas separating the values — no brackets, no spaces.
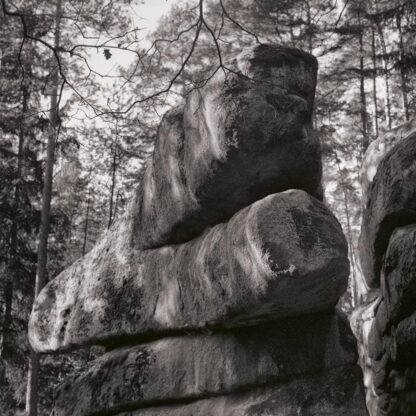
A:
134,0,172,30
88,0,176,75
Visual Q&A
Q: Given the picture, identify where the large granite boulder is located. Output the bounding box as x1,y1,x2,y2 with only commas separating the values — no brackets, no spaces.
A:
354,122,416,416
361,118,416,208
359,132,416,288
367,226,416,416
52,313,357,416
29,190,348,352
132,45,322,250
111,366,366,416
352,121,416,314
29,44,368,416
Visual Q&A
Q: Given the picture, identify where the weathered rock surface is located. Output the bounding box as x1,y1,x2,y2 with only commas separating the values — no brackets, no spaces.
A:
29,190,348,352
354,122,416,416
366,226,416,415
109,366,367,416
52,313,357,416
350,295,382,416
361,118,416,207
349,122,416,305
29,44,368,416
359,133,416,288
379,226,416,326
132,44,322,250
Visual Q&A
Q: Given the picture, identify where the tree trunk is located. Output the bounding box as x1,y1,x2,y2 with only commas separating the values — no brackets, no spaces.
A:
305,0,317,128
108,144,117,229
25,0,62,414
378,29,392,129
82,189,91,256
1,82,28,359
358,11,369,153
288,13,296,47
113,190,120,221
396,13,410,121
0,279,13,358
306,0,313,54
374,0,392,129
335,155,357,309
371,25,379,138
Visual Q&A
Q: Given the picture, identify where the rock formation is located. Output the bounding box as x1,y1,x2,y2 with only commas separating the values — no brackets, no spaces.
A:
352,120,416,416
29,190,349,352
360,118,416,210
29,45,368,416
131,46,322,249
359,133,416,289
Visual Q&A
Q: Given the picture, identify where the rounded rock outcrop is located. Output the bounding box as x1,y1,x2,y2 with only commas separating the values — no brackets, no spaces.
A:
28,44,368,416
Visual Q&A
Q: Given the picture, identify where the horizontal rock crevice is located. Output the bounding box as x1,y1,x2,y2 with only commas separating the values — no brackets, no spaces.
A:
108,365,366,416
29,190,348,353
52,312,357,416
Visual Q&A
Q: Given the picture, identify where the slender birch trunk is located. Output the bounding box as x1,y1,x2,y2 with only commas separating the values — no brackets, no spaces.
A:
82,189,91,256
108,144,117,229
371,25,379,137
374,0,392,129
25,0,62,414
397,13,410,121
358,11,369,153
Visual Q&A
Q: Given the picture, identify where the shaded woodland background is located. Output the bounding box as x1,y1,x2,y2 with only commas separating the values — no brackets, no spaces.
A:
1,0,416,414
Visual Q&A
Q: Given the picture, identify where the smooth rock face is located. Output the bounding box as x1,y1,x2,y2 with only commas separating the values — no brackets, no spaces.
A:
359,133,416,288
367,226,416,415
52,313,357,416
132,44,322,249
29,190,348,352
112,366,367,416
361,118,416,207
